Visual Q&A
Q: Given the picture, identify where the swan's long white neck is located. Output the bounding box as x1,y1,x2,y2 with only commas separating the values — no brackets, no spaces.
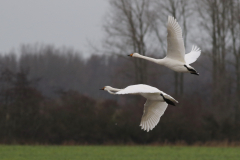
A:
106,87,122,94
134,54,163,65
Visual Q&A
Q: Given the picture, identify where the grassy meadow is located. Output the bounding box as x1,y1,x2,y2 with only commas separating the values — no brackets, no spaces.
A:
0,145,240,160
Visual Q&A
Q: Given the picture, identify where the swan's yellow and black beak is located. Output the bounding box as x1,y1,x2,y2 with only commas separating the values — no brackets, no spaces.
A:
99,87,105,90
128,53,134,57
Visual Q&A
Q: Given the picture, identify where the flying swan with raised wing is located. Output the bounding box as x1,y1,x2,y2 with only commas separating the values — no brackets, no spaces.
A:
128,16,201,75
100,84,178,132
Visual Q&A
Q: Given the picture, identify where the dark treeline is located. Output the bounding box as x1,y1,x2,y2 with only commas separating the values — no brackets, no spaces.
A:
0,43,239,145
0,0,240,144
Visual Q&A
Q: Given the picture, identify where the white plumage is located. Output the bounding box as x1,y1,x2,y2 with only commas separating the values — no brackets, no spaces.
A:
116,84,160,94
141,100,168,132
101,84,178,132
128,16,201,75
167,16,185,62
185,45,201,64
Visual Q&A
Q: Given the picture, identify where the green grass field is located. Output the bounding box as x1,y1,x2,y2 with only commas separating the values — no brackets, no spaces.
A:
0,145,240,160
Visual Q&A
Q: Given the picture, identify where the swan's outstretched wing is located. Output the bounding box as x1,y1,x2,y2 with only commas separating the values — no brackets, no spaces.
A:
166,16,185,62
185,45,201,64
140,100,168,132
116,84,160,95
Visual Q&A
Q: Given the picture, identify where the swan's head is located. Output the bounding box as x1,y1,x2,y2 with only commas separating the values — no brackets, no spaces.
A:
100,86,117,94
128,53,140,57
100,86,112,91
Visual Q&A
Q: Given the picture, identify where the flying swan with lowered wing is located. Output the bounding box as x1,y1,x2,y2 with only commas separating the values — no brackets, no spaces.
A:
100,84,178,132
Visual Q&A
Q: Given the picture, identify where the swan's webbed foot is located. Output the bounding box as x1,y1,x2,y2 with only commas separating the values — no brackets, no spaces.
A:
191,72,199,75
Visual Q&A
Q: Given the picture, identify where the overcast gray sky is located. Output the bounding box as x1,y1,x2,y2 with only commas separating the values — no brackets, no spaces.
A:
0,0,108,58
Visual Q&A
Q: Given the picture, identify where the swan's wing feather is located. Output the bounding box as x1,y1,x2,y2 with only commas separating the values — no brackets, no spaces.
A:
140,100,168,132
185,45,201,64
116,84,160,95
166,16,185,62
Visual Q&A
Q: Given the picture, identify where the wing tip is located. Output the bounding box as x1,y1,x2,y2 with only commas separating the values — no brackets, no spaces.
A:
167,16,182,38
191,45,201,52
140,120,156,132
168,15,175,20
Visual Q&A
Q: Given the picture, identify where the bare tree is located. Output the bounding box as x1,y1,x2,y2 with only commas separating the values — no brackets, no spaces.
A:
103,0,156,84
229,0,240,121
198,0,240,122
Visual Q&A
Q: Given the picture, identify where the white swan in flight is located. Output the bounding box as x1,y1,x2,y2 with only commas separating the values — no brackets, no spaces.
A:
100,84,178,132
128,16,201,75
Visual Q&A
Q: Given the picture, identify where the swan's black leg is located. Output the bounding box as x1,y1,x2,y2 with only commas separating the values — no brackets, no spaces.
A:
160,94,176,106
184,65,199,75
